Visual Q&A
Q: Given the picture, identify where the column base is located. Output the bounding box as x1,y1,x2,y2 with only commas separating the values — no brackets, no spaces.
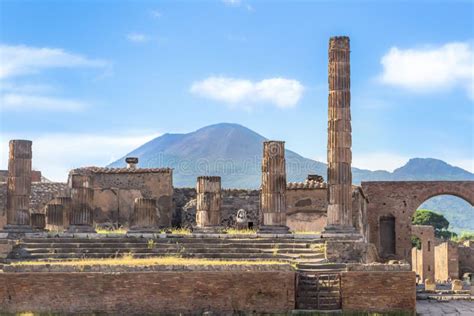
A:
128,227,161,233
258,225,290,234
322,225,361,240
0,225,34,238
192,226,224,234
67,225,96,233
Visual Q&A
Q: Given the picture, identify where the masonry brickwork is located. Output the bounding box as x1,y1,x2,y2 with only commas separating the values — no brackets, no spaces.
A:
435,241,459,282
361,181,474,260
340,271,416,313
0,271,295,314
411,225,435,283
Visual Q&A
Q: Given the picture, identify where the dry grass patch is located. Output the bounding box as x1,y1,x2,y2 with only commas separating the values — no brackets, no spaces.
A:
95,227,128,235
224,228,257,235
11,255,286,267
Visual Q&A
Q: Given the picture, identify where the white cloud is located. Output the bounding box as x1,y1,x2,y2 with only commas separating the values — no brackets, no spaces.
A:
150,10,162,18
379,41,474,99
0,44,108,79
126,33,150,43
0,93,87,112
0,132,161,182
190,76,304,109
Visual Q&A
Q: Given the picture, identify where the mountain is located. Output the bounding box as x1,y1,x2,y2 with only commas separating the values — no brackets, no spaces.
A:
109,123,474,187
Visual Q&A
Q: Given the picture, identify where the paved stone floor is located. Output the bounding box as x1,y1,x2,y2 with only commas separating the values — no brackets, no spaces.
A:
417,300,474,315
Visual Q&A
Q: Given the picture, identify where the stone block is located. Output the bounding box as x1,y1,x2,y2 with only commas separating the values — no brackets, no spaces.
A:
452,279,463,291
424,278,436,291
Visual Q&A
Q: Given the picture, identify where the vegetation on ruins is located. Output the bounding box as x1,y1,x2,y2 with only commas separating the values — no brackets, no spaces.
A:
412,209,457,239
452,231,474,242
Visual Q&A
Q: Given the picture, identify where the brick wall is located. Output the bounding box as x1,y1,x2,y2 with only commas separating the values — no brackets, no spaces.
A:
341,271,416,313
435,241,459,282
458,243,474,277
0,271,295,314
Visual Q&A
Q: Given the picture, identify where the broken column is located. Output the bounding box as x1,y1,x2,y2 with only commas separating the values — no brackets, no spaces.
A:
195,176,222,233
51,197,72,229
68,173,95,233
259,141,289,234
129,198,159,232
324,36,355,233
30,213,46,230
45,204,65,231
5,140,33,232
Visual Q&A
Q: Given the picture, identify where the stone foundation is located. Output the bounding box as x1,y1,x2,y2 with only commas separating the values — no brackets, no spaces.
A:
0,269,295,314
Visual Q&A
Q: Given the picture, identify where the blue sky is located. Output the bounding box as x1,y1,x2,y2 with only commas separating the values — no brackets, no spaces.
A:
0,0,473,181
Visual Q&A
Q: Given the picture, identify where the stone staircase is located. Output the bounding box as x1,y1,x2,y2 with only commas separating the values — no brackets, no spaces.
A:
7,236,326,262
7,235,345,311
295,261,345,310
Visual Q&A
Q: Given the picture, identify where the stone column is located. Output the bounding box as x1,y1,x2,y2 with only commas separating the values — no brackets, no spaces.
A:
68,174,95,233
52,197,72,229
259,141,289,234
31,213,46,230
325,36,354,233
195,176,222,233
46,204,65,231
5,140,33,232
129,198,159,232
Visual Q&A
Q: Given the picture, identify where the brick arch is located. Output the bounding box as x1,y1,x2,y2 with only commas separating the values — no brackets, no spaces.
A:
361,181,474,261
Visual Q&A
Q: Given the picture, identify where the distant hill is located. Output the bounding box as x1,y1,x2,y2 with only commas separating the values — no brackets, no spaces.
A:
109,123,473,232
109,123,473,187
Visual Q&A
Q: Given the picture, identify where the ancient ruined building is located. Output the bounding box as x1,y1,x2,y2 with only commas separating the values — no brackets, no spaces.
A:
325,36,354,233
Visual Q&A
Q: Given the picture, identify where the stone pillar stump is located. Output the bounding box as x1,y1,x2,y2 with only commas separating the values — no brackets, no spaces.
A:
194,176,222,233
129,198,160,232
68,174,95,233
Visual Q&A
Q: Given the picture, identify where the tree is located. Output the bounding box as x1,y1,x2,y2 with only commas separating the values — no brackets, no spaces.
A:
412,209,456,239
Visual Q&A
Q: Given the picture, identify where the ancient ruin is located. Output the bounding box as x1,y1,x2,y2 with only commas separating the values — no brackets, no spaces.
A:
325,36,354,234
0,35,471,314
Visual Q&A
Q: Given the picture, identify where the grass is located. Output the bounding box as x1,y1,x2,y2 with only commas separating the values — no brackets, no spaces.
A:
11,254,286,267
292,230,321,234
224,228,257,235
95,227,127,235
166,227,192,234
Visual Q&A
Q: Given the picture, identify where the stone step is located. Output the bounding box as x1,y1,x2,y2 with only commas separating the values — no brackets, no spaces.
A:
19,242,319,250
22,247,325,256
297,263,346,270
16,252,314,260
21,237,323,244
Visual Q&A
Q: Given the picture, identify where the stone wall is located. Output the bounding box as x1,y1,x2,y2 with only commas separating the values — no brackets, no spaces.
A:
340,271,416,313
69,168,174,227
458,242,474,277
0,182,68,229
175,188,260,228
0,270,295,314
286,187,327,232
411,225,435,283
362,181,474,261
435,241,459,282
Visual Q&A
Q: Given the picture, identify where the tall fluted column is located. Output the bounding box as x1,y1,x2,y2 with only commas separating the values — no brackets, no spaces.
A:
68,173,95,233
5,140,33,232
259,141,289,234
195,176,222,232
325,36,354,232
129,198,159,232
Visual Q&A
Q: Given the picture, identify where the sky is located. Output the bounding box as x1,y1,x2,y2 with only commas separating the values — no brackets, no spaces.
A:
0,0,473,182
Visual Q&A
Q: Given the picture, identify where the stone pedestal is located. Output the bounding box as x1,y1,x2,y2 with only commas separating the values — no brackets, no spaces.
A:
194,176,223,233
129,198,160,232
324,36,355,234
4,140,33,233
259,141,289,234
68,174,95,233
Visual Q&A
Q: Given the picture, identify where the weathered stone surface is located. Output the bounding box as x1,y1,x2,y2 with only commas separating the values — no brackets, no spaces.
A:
411,225,435,283
260,141,288,231
195,176,221,228
435,241,459,282
341,271,416,313
326,240,379,263
424,278,436,291
0,271,295,314
30,213,46,230
362,181,474,260
130,197,159,230
45,204,65,231
326,36,353,232
452,279,463,291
